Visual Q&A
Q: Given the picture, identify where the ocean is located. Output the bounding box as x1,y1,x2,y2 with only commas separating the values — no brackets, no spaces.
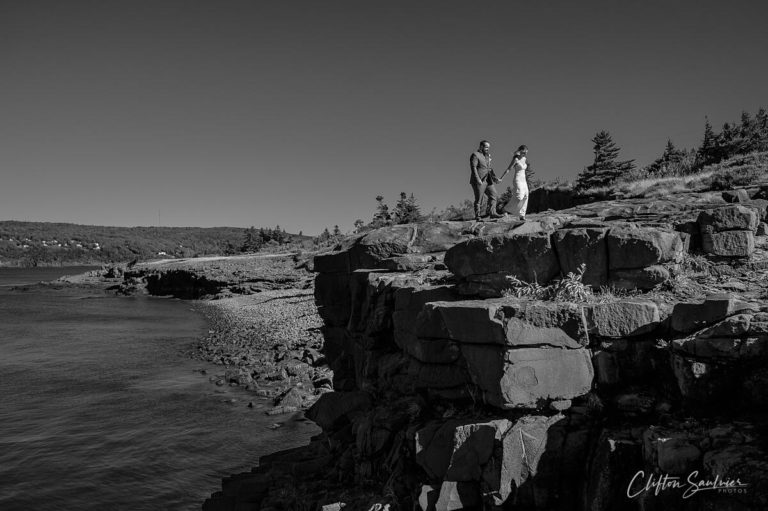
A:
0,267,318,510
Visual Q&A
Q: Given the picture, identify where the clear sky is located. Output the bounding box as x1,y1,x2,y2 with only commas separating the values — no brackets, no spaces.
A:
2,1,767,235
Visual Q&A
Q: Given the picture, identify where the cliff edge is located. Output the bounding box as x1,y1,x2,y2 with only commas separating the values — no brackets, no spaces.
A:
204,190,768,511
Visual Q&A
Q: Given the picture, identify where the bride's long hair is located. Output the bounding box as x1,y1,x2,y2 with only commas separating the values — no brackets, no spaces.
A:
513,144,528,161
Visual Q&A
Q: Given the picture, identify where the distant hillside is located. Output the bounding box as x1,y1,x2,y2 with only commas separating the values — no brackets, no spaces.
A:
0,221,309,267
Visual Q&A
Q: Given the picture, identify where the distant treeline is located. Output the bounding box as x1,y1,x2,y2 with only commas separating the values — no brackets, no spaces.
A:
0,221,311,266
574,106,768,190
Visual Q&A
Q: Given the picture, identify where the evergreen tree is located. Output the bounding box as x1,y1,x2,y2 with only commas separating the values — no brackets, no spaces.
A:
353,219,365,232
333,225,341,237
575,131,636,189
223,241,236,255
647,139,683,175
717,122,737,161
393,192,423,224
371,195,392,228
697,117,718,167
756,108,768,151
240,226,261,252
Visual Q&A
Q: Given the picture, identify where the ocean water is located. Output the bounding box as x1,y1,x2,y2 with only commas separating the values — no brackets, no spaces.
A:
0,267,318,510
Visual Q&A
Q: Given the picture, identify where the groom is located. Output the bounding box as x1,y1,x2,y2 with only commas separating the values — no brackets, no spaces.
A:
469,140,501,221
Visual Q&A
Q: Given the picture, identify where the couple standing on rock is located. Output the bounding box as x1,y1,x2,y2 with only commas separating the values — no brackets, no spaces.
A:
469,140,529,222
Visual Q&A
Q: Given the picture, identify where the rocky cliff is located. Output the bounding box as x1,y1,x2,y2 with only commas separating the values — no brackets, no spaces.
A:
204,192,768,511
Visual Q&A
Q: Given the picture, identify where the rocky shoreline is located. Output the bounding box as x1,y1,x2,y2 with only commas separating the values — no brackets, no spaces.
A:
202,193,768,511
191,289,330,414
53,195,768,511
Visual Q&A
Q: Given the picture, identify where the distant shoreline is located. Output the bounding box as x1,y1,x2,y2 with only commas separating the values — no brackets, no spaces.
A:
0,260,104,268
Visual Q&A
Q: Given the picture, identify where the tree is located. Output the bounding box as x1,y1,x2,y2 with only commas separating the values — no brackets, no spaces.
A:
393,192,423,224
697,117,718,168
333,225,341,237
371,195,392,228
716,122,737,162
240,226,261,252
647,139,684,175
575,131,636,190
313,227,332,247
756,108,768,151
353,219,365,233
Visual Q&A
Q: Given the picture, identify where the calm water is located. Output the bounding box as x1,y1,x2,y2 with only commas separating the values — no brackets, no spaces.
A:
0,267,318,510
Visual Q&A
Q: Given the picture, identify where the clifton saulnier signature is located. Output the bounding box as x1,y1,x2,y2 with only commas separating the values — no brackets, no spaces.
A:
627,470,748,499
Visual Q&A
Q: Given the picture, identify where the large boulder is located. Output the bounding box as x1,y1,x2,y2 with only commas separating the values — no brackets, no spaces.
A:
605,228,684,270
483,415,566,505
415,419,469,480
672,334,768,360
670,294,757,334
416,415,568,507
444,420,511,481
698,205,759,232
444,232,560,284
314,272,352,327
698,205,759,257
313,222,473,274
551,227,609,287
672,313,768,361
701,230,755,257
416,299,589,348
583,301,660,338
411,222,473,253
609,265,670,291
434,481,481,511
461,344,594,409
350,224,416,267
346,270,394,334
393,283,459,350
313,250,352,274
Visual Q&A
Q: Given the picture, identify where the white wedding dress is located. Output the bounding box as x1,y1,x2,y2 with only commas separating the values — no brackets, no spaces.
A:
503,156,529,218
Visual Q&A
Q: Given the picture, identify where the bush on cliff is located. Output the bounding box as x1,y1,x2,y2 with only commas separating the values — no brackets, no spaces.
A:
504,263,592,302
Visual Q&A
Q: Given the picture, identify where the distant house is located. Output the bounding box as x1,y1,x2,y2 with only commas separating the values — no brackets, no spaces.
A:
158,251,167,256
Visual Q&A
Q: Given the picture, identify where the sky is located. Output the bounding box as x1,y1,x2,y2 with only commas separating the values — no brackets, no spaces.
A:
1,1,767,235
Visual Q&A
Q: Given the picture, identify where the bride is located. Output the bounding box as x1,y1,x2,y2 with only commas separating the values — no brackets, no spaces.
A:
501,145,529,221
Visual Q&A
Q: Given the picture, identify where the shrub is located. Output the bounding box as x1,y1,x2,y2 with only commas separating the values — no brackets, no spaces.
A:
701,151,768,190
504,263,592,302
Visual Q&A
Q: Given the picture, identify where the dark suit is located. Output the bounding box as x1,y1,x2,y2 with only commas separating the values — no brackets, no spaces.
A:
470,151,498,218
